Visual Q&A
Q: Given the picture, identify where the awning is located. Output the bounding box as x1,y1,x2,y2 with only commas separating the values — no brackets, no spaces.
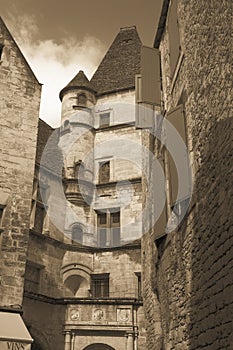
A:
0,312,33,349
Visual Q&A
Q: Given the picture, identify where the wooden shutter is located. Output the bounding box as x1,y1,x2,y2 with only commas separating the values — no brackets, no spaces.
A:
135,102,154,129
97,212,107,248
168,0,180,78
140,46,161,105
110,210,120,247
166,105,190,204
152,157,167,240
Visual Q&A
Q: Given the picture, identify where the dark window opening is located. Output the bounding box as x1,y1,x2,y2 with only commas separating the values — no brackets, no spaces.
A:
135,272,142,299
72,225,83,244
74,160,85,179
77,93,87,107
0,207,4,226
34,203,45,233
99,113,110,128
64,120,70,130
99,161,110,184
91,273,109,298
0,44,3,60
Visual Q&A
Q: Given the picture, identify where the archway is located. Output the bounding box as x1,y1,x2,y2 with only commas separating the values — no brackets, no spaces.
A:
84,344,115,350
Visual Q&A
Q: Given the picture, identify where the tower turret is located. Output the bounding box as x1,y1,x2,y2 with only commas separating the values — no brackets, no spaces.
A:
59,71,96,245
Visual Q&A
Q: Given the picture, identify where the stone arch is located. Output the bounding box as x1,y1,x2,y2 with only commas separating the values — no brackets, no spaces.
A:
62,263,92,297
84,344,115,350
29,327,52,350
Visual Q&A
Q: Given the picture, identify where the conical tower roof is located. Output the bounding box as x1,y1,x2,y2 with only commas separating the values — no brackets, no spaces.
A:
91,26,142,95
59,70,95,100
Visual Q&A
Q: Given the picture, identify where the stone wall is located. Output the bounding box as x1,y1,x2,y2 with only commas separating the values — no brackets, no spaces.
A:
0,18,41,307
142,1,232,349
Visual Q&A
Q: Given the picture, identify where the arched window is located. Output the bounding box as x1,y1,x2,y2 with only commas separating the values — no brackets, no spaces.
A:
77,93,87,107
74,161,85,179
64,119,70,130
72,225,83,243
84,344,115,350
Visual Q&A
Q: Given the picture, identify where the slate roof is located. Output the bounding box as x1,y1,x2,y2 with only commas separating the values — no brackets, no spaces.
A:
90,26,142,95
59,70,95,101
36,119,63,176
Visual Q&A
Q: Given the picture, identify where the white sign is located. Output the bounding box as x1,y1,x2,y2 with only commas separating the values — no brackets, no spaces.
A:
0,341,31,350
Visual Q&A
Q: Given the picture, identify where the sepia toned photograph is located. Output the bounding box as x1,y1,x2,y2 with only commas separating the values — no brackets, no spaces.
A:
0,1,232,349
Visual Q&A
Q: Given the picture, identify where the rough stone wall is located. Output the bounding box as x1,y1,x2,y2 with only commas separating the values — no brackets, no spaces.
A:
0,18,41,307
23,297,66,350
142,1,232,349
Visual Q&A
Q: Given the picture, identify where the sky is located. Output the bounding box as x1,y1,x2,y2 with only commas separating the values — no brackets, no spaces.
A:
0,0,163,127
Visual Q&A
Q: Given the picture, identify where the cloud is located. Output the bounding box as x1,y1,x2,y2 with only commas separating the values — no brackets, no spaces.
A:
4,13,106,127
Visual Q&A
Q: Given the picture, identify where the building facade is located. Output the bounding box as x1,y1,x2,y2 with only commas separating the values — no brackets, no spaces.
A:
0,2,232,349
0,16,41,349
141,1,233,350
0,21,150,350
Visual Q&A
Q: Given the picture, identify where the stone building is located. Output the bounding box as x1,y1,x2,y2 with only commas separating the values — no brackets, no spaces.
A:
0,1,232,349
0,16,41,348
141,1,233,350
0,20,151,350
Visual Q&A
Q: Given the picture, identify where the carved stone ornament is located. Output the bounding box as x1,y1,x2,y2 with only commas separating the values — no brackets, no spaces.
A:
70,308,80,321
117,308,130,322
93,308,104,321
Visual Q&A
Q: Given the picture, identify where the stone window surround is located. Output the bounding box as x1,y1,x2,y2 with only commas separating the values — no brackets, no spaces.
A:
96,208,121,248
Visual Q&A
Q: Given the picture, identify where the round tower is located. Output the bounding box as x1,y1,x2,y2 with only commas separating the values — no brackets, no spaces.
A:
59,71,96,245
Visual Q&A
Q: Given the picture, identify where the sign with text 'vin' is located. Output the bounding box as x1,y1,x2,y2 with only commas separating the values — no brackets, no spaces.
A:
0,341,31,350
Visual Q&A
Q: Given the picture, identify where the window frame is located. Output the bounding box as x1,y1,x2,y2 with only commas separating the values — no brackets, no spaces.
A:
0,44,4,61
0,205,5,229
99,112,110,128
91,273,110,298
71,224,83,244
98,160,110,184
96,208,121,248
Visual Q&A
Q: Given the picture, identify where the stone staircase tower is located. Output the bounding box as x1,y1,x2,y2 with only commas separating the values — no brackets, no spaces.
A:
59,71,96,245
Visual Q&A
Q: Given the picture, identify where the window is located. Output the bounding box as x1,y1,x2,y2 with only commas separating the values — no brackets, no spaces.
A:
91,273,109,298
74,160,85,179
110,211,120,247
64,120,70,130
24,262,42,293
97,212,107,248
97,209,120,248
135,272,142,299
0,44,3,60
99,160,110,184
72,225,83,244
77,93,87,107
168,0,181,78
99,112,110,128
34,203,45,233
0,206,4,227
